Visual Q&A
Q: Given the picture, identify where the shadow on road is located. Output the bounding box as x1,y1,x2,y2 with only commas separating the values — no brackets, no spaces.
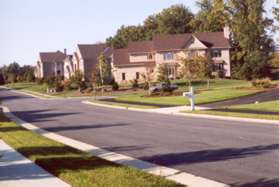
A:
141,144,279,166
231,178,279,187
12,109,80,123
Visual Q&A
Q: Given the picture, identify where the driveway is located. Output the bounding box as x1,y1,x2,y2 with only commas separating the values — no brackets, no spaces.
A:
0,88,279,187
201,88,279,108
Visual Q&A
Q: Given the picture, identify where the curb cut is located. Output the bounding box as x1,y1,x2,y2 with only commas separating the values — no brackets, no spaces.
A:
1,105,229,187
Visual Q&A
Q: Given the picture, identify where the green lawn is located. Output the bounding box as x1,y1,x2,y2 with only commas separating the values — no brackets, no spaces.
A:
189,100,279,120
5,82,48,94
115,87,261,107
0,113,181,187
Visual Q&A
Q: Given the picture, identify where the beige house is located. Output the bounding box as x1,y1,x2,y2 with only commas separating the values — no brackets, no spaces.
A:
112,27,231,84
35,50,67,79
71,43,112,81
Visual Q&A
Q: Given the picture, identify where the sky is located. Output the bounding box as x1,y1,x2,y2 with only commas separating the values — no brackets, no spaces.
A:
0,0,278,66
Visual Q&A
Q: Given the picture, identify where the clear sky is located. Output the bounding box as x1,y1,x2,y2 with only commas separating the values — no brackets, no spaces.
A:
0,0,277,66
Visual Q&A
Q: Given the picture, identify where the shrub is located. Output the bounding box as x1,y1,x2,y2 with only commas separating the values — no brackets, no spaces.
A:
143,82,149,90
131,79,139,89
70,82,80,90
252,78,273,88
112,81,119,91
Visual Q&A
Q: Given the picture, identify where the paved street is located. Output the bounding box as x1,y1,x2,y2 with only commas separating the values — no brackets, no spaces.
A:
1,88,279,187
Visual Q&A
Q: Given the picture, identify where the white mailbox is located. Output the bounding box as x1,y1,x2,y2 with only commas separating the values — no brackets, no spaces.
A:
183,87,195,111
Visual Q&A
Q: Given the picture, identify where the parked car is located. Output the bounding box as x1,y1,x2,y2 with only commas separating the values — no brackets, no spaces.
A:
149,83,178,93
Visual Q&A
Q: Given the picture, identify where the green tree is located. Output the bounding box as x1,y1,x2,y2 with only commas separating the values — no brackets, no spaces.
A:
229,0,274,80
157,64,170,83
192,0,229,32
178,56,212,86
106,25,145,48
155,4,194,34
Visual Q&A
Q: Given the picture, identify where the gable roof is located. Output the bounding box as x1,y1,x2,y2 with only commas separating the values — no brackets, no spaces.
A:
194,32,230,48
153,33,192,51
128,41,154,53
77,43,108,60
39,51,66,62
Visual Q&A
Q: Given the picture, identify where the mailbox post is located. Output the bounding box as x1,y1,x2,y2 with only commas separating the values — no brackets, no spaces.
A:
183,86,195,111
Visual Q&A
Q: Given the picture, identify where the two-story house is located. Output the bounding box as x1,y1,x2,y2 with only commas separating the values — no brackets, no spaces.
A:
71,43,112,81
35,50,67,79
111,27,231,83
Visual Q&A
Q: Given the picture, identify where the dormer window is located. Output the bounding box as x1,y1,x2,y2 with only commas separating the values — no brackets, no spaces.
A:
163,52,174,61
212,49,222,58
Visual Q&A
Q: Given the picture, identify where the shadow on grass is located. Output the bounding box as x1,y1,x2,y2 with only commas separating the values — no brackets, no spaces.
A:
231,178,279,187
35,155,120,177
206,108,279,115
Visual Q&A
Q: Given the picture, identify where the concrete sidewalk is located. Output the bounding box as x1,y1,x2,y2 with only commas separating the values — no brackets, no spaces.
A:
0,140,70,187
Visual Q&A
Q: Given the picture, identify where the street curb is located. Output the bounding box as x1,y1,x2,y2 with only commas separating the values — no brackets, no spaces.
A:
1,105,229,187
176,112,279,125
0,86,92,100
83,100,279,125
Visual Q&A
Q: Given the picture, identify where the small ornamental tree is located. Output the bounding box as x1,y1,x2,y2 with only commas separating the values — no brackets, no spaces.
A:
178,55,212,87
157,64,169,83
95,53,112,86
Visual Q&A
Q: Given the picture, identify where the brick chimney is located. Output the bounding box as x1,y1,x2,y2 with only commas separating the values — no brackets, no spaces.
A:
223,26,231,40
64,48,67,55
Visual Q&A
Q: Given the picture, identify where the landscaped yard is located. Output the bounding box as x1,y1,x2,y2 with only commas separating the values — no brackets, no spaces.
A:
113,87,261,107
4,79,272,108
0,112,181,187
187,100,279,120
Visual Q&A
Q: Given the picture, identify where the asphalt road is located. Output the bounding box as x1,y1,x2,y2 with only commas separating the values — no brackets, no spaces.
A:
1,88,279,187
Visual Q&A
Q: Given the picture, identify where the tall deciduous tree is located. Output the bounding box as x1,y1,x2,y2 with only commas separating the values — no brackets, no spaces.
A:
192,0,229,32
229,0,274,80
107,4,194,48
155,4,194,34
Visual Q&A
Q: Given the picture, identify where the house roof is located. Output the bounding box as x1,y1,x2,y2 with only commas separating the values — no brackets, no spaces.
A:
113,31,230,67
39,51,66,62
77,43,108,60
113,48,155,67
194,32,230,48
128,41,154,53
153,34,192,51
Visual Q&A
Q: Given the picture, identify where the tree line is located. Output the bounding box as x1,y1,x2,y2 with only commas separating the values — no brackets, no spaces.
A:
0,62,35,85
106,0,279,80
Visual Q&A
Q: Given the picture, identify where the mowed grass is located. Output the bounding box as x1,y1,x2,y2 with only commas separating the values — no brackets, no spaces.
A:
189,100,279,120
0,114,181,187
5,82,47,94
115,87,261,106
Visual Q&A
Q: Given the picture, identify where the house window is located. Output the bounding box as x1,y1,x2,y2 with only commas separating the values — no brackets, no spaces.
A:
122,73,126,81
136,72,140,80
213,63,224,71
163,52,174,61
212,49,222,58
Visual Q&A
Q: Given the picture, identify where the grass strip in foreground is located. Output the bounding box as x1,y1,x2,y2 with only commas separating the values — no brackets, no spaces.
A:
185,100,279,121
0,113,181,187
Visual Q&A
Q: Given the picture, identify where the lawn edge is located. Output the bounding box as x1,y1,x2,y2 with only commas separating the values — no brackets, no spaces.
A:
1,105,229,187
178,112,279,125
